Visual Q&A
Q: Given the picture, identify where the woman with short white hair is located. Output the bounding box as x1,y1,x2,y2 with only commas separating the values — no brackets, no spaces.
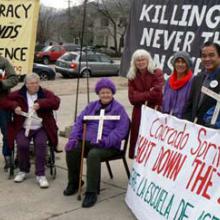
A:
0,73,60,188
127,49,164,159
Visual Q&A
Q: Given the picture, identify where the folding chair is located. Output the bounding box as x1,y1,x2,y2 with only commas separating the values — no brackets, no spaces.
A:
96,127,130,193
102,130,130,179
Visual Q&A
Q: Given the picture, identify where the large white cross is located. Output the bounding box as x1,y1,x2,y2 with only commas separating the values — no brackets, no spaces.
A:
20,109,42,137
83,109,120,142
201,86,220,125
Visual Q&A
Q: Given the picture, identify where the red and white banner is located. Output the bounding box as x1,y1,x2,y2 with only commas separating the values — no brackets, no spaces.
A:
126,106,220,220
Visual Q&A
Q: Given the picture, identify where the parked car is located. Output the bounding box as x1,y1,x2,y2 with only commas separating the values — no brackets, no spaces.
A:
18,63,56,82
33,63,56,80
34,45,66,65
35,43,45,52
55,51,119,78
63,43,80,52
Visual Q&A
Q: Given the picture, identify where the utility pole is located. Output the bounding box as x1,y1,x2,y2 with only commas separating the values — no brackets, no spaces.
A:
60,0,89,138
74,0,89,122
67,0,71,17
65,0,73,41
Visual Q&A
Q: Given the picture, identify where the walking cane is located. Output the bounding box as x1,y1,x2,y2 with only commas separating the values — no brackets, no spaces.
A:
77,123,87,201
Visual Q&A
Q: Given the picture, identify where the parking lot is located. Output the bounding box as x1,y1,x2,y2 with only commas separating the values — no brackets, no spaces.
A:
15,66,127,97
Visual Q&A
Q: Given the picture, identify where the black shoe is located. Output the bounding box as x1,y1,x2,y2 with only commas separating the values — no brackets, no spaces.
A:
63,180,84,196
63,184,77,196
82,192,97,208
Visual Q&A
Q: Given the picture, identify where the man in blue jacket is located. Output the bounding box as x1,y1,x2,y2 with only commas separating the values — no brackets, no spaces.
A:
64,78,130,208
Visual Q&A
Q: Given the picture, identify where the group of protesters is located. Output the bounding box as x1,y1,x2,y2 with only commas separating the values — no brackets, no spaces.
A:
0,40,219,208
128,41,220,159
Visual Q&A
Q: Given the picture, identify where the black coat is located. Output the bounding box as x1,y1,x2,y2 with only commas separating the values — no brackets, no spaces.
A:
184,69,220,126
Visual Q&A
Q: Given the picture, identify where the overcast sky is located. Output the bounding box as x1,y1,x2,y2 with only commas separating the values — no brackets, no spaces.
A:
40,0,83,9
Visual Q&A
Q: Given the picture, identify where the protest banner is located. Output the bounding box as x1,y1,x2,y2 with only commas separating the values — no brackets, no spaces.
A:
120,0,220,76
126,106,220,220
0,0,40,75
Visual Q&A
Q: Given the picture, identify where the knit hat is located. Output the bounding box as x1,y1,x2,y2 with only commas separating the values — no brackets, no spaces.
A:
95,78,116,94
171,51,192,68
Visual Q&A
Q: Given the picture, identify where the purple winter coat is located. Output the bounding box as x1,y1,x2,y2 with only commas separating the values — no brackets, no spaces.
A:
162,78,193,119
66,99,130,151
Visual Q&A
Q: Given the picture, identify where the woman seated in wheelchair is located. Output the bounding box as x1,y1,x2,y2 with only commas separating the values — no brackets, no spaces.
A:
0,73,60,188
64,78,130,208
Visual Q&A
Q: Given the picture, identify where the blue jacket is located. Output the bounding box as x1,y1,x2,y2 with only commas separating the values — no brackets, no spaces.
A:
66,99,130,150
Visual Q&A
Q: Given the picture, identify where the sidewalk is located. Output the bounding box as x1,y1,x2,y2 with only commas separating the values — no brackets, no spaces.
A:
0,90,136,220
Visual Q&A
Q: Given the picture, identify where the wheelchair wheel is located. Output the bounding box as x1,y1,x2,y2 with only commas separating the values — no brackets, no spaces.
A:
50,165,56,179
8,164,14,179
8,153,16,179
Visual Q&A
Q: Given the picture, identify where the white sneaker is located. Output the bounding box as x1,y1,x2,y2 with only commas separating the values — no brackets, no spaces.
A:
14,172,26,183
36,176,49,188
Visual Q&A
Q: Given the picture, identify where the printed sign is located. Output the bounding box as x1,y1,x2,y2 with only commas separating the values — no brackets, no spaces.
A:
120,0,220,76
0,0,40,75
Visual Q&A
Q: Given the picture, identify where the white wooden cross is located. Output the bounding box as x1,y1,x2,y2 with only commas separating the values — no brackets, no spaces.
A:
201,86,220,125
83,109,120,142
20,109,42,137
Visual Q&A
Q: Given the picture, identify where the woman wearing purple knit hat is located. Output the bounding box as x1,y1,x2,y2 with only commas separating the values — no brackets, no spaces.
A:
64,78,130,208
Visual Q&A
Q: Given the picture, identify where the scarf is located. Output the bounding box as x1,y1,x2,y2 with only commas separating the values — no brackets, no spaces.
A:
169,69,193,90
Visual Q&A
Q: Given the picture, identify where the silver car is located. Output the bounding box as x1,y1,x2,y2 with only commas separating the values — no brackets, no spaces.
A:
55,51,119,78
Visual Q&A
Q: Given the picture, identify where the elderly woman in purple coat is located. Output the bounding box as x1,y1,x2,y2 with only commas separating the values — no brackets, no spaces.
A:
64,78,130,208
162,51,193,118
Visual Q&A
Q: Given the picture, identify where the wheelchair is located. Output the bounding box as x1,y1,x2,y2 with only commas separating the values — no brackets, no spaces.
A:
7,111,61,180
8,141,58,180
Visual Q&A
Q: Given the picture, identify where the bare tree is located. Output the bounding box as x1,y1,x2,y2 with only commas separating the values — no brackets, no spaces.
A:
36,6,57,44
91,0,132,55
36,0,131,50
